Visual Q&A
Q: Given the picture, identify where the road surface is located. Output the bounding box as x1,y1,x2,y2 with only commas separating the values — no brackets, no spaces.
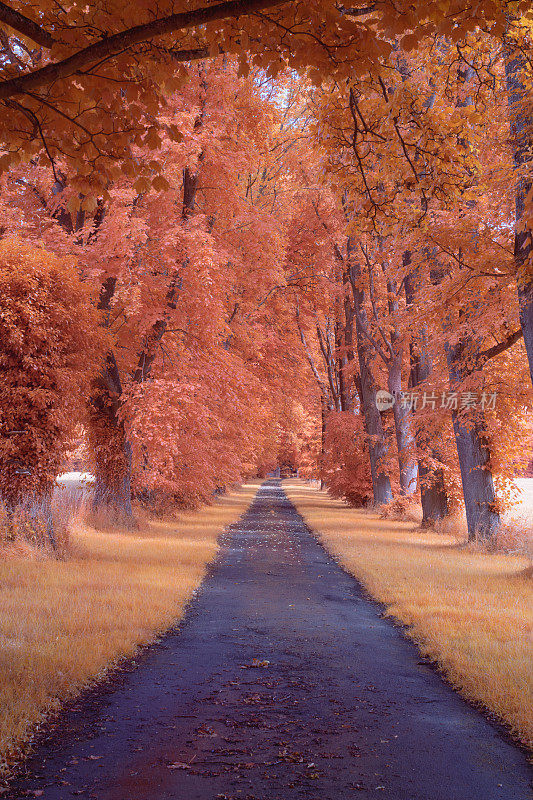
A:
6,481,532,800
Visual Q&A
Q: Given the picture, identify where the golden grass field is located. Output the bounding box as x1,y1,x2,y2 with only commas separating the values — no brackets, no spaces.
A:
284,479,533,751
0,481,259,777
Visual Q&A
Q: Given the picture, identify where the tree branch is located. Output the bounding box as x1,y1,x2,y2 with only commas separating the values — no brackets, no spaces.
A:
0,1,54,48
316,318,340,409
479,329,523,361
0,0,289,100
337,4,376,16
295,309,330,401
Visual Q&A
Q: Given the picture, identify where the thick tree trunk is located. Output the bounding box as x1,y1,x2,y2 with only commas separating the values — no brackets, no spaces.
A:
383,270,418,496
355,330,393,504
89,349,137,527
87,279,136,526
450,408,499,541
404,269,449,523
446,342,499,541
336,297,354,412
445,62,499,540
89,164,202,525
446,64,498,540
45,182,134,526
5,492,57,550
347,242,393,505
418,460,448,527
91,441,135,526
387,357,417,495
504,45,533,388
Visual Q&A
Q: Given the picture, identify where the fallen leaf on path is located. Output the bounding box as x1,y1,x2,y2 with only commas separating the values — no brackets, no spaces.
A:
243,659,270,668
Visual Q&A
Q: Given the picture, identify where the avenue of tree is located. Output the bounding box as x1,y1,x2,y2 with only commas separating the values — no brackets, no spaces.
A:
1,0,533,543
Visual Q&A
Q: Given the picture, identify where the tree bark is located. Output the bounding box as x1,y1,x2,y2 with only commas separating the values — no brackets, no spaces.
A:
336,296,354,412
356,328,393,504
404,269,448,524
504,42,533,389
320,396,327,490
89,349,136,527
450,410,499,541
132,161,202,386
347,239,393,505
0,0,287,100
439,65,499,541
446,341,499,541
384,270,417,496
46,188,137,528
387,355,417,495
87,276,137,527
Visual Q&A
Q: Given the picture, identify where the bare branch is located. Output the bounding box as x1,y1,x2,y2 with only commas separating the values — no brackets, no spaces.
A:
295,306,330,400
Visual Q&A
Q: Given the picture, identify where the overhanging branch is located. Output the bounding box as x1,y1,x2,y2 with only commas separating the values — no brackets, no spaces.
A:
0,0,289,100
0,1,54,48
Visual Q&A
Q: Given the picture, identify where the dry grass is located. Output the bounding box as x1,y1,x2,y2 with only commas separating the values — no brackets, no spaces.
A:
0,481,259,777
284,479,533,751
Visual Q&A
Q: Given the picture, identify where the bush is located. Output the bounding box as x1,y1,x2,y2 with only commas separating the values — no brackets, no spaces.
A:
0,238,102,544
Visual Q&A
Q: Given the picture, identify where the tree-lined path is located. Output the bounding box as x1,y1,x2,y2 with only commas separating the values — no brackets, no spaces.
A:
6,482,532,800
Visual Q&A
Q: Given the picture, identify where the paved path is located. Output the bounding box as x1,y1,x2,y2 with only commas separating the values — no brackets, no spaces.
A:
7,481,532,800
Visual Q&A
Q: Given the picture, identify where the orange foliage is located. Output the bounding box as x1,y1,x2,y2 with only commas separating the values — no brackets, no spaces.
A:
0,237,102,504
0,1,514,195
1,18,533,537
322,412,373,507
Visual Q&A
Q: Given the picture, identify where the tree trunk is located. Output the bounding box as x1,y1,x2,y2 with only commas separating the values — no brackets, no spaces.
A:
356,331,393,504
450,408,499,541
88,349,137,527
347,241,393,505
384,267,417,496
341,286,357,413
404,269,449,523
504,44,533,389
447,64,498,540
418,460,448,527
320,397,327,490
336,296,354,412
91,441,135,526
387,356,418,495
89,164,203,525
446,342,499,541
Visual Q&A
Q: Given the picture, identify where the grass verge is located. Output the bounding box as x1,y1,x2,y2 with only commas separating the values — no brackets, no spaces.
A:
284,479,533,751
0,481,259,777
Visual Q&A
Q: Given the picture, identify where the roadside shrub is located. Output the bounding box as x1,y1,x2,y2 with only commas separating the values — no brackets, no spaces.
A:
0,238,102,547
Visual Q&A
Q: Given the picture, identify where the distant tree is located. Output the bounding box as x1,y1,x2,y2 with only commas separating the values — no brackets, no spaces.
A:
322,412,372,507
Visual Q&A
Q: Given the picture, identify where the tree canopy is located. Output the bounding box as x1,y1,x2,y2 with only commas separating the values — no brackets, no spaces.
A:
1,1,533,543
